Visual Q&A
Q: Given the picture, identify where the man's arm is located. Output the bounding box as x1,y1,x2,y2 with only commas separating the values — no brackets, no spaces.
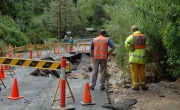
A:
90,50,94,58
90,40,94,58
108,46,115,57
125,35,134,51
108,39,116,57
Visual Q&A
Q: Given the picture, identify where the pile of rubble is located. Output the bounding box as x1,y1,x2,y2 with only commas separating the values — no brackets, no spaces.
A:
30,57,59,78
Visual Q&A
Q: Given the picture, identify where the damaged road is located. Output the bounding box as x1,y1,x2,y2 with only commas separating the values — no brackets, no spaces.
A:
0,53,110,110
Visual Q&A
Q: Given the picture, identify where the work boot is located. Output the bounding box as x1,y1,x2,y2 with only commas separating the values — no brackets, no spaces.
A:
132,87,140,91
141,86,148,91
90,85,94,90
100,87,105,90
141,84,148,91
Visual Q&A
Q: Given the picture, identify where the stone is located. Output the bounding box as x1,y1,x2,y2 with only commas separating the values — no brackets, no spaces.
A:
112,99,137,110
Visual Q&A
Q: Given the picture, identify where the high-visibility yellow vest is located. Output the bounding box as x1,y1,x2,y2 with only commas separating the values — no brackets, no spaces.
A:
125,31,147,64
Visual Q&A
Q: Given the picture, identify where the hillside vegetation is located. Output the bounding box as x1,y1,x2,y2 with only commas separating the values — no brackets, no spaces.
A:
0,0,179,79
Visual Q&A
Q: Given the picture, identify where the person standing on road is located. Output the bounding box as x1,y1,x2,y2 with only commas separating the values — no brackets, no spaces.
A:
68,37,74,51
125,25,148,91
64,35,68,43
90,29,115,90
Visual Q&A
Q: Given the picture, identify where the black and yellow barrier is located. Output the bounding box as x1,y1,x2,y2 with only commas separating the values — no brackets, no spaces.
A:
0,57,70,72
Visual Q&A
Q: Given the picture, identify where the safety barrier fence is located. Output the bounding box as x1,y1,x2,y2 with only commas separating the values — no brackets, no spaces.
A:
0,43,91,58
0,42,95,109
0,57,70,72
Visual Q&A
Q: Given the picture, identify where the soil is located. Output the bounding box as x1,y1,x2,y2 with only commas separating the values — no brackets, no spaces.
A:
67,53,180,110
106,56,180,110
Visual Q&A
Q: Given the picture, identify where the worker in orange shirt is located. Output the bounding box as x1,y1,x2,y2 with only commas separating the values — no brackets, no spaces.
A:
90,29,115,90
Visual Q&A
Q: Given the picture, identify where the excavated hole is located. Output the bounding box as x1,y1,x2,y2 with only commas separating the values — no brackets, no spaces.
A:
30,53,83,78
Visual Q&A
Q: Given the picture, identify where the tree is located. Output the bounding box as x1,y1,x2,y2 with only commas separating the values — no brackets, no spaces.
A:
0,16,29,47
42,0,81,38
77,0,113,28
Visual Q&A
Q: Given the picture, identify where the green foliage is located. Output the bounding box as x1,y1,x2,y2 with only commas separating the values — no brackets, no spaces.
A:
0,0,179,79
0,0,8,15
0,16,29,46
77,0,113,29
104,0,135,71
42,0,81,38
105,0,180,79
26,16,53,44
162,23,180,77
0,40,7,51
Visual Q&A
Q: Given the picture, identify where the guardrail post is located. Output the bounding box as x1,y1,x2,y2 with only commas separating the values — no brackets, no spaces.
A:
84,41,86,52
29,43,32,59
8,44,12,57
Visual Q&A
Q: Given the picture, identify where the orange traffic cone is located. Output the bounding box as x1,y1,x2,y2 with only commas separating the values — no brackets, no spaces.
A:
3,65,9,70
8,44,12,58
7,78,23,100
17,53,21,58
0,65,6,79
80,82,95,105
57,48,61,54
54,47,56,54
36,51,40,58
8,53,12,58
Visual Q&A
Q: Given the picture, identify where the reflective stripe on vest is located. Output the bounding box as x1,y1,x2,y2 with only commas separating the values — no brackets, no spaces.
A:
129,54,145,58
93,36,108,59
133,33,146,49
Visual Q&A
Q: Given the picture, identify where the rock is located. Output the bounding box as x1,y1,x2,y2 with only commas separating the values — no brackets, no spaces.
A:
168,85,177,89
31,69,59,78
41,57,55,61
177,90,180,95
158,93,165,97
30,57,60,78
175,79,180,82
113,89,120,94
108,89,114,93
101,103,113,109
122,84,131,88
113,98,122,103
109,79,117,85
70,73,89,79
82,73,89,79
112,99,137,110
88,66,92,71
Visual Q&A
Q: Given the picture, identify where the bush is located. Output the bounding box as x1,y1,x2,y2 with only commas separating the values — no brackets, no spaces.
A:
105,0,180,79
0,16,29,46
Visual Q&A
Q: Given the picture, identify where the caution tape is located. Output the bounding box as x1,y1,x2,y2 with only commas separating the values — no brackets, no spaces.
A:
0,57,70,72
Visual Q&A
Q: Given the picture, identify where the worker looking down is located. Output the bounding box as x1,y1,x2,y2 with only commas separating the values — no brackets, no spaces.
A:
68,37,74,51
125,25,148,91
90,29,115,90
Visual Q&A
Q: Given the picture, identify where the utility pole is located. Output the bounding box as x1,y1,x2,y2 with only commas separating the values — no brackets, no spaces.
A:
59,0,62,41
57,0,61,41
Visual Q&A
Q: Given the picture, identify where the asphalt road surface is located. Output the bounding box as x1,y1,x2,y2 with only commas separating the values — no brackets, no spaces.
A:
0,52,110,110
